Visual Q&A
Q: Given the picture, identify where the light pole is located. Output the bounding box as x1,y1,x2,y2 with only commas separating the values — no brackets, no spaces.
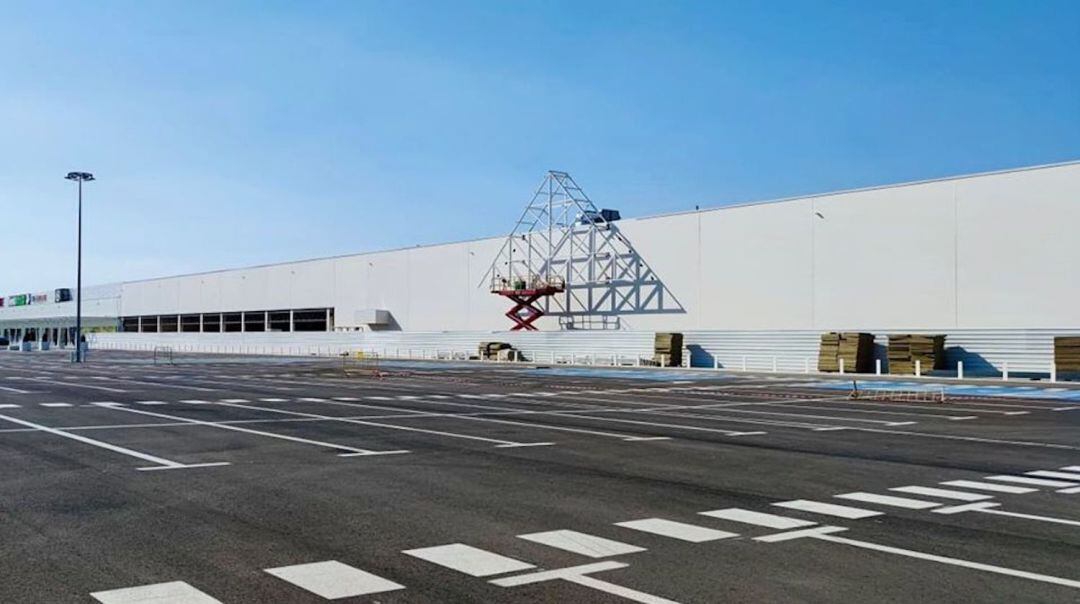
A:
65,171,94,362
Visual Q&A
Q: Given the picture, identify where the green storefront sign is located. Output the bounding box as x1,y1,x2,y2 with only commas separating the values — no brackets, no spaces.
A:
10,294,28,306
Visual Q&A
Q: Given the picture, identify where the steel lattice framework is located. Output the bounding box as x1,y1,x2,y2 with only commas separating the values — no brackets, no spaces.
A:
483,171,679,329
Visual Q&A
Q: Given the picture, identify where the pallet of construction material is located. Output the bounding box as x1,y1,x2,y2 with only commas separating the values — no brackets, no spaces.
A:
888,334,945,374
1055,336,1080,373
654,332,683,367
838,332,875,373
818,332,840,372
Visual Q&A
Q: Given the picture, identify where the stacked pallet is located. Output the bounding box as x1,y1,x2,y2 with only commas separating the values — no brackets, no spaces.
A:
818,332,874,373
888,335,945,375
479,341,510,360
1055,337,1080,375
654,332,683,367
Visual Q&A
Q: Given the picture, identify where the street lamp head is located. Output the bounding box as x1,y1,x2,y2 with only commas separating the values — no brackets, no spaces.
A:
65,172,95,182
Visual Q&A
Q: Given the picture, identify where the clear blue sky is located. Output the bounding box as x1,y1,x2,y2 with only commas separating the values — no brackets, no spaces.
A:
2,0,1078,292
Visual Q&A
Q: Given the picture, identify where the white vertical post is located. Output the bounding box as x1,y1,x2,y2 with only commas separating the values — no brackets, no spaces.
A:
839,358,845,375
1002,361,1009,381
772,356,778,372
714,357,719,370
741,356,747,371
957,361,964,380
875,359,882,375
915,359,922,377
1050,363,1056,383
804,358,810,374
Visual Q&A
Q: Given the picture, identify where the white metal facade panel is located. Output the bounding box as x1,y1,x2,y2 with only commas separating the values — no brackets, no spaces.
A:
955,164,1080,328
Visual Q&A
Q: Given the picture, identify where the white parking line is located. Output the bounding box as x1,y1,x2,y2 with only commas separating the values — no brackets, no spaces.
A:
265,560,404,599
813,533,1080,589
403,543,534,577
773,500,884,519
1026,470,1080,481
615,518,738,542
91,580,222,603
0,412,226,472
940,480,1037,494
985,475,1078,488
834,492,940,509
491,560,682,604
94,403,405,457
700,508,816,529
0,385,33,394
518,529,646,558
889,486,993,501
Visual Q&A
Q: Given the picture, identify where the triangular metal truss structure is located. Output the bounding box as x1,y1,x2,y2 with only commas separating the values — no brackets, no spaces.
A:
483,170,682,329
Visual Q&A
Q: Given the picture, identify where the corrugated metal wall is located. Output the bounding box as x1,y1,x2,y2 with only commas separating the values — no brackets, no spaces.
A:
91,328,1079,377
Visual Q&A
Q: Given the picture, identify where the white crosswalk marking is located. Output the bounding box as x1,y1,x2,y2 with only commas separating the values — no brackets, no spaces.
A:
518,529,646,558
90,580,222,604
265,560,404,599
0,404,21,409
136,401,168,406
220,399,250,403
889,486,993,501
41,403,73,407
985,475,1078,488
403,543,534,577
773,500,884,519
834,492,941,509
1062,466,1080,472
615,518,738,542
700,508,816,529
259,398,288,402
940,480,1037,494
1026,470,1080,481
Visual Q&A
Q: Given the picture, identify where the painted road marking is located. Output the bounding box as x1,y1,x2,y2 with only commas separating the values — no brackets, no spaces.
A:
985,475,1078,488
889,486,993,501
834,492,941,510
0,385,33,394
491,560,682,604
33,379,127,393
614,518,738,543
773,500,884,519
95,403,403,457
1062,466,1080,472
813,533,1080,589
932,502,1001,515
179,399,211,405
518,529,646,558
135,401,168,405
700,508,816,529
0,404,21,409
940,480,1037,494
259,398,288,402
40,403,73,408
90,580,223,603
980,508,1080,527
210,400,550,448
403,543,535,577
1059,487,1080,494
220,399,250,403
265,560,404,599
754,525,848,543
0,411,227,471
1027,470,1080,481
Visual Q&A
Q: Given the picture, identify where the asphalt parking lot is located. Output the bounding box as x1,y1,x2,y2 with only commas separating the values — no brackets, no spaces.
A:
1,350,1078,603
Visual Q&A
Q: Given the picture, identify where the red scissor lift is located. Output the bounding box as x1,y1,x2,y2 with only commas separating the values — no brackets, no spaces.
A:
492,278,565,331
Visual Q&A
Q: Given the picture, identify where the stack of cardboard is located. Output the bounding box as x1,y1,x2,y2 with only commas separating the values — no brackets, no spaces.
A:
888,334,945,375
1055,337,1080,375
654,332,683,367
818,332,874,373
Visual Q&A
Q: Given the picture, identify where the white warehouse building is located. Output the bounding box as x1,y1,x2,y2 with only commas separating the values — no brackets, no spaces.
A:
2,160,1078,375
